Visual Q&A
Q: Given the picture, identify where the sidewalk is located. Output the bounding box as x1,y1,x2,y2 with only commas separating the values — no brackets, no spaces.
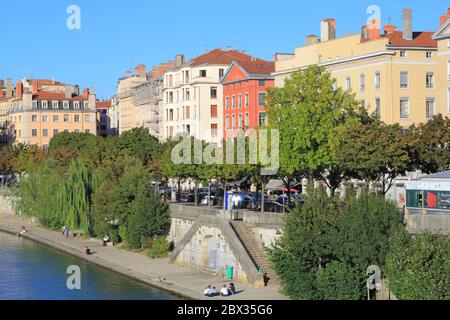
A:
0,215,288,300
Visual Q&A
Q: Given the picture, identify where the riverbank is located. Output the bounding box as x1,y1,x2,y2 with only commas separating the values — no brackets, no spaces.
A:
0,215,287,300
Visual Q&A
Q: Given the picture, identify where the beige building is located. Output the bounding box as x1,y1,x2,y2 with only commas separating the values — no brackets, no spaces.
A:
7,79,97,147
274,8,450,127
117,65,148,135
116,61,176,138
433,9,450,115
0,79,14,144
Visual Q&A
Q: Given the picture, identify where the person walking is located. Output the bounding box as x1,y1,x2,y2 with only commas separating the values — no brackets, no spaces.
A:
64,226,69,239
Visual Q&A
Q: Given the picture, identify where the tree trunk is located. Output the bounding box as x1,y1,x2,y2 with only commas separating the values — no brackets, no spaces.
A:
194,181,199,206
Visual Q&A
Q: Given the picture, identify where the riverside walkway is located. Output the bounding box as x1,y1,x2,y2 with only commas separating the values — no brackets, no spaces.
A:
0,215,287,300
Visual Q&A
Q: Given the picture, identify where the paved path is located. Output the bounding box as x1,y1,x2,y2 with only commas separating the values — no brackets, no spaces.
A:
0,215,288,300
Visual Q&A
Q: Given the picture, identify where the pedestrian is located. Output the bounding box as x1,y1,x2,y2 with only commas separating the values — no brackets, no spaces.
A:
208,286,217,297
102,235,110,247
18,226,27,238
64,226,69,239
203,285,211,296
229,283,236,295
220,285,229,297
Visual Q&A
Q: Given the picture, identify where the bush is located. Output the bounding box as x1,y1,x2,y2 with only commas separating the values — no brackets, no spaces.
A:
268,188,403,300
385,229,450,300
109,227,121,244
146,236,170,258
316,261,365,300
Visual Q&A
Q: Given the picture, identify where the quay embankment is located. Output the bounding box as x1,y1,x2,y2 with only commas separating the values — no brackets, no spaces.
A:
0,214,287,300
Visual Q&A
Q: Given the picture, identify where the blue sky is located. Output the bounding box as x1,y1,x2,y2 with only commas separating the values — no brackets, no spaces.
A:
0,0,446,99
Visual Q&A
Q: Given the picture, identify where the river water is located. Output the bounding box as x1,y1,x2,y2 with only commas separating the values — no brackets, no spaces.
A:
0,232,183,300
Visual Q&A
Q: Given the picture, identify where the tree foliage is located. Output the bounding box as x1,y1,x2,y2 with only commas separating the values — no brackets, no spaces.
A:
269,188,402,300
266,65,364,194
385,229,450,300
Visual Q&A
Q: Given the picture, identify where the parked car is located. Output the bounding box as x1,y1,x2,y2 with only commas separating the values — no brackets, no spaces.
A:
264,201,288,213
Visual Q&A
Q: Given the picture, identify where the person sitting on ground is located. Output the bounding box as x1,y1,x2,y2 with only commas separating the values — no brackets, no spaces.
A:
208,286,217,297
84,245,91,255
203,285,211,296
229,283,236,295
220,285,229,297
102,235,110,247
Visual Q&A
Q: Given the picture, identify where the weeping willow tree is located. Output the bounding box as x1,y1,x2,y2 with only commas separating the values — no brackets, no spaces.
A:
58,159,100,236
13,160,65,229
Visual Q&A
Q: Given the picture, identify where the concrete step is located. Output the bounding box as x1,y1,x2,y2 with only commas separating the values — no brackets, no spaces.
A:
229,221,278,285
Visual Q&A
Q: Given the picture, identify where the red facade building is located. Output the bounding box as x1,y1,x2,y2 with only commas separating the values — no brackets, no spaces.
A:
221,58,274,139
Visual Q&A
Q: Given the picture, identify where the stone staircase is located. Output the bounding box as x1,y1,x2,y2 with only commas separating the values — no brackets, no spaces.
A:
229,221,278,285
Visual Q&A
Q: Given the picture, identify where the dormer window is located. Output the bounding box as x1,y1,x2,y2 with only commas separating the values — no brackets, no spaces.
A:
84,102,89,109
74,101,80,109
63,101,69,109
52,101,59,109
42,101,48,109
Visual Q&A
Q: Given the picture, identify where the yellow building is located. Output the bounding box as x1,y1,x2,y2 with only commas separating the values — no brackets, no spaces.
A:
433,9,450,115
116,65,148,135
7,79,97,147
274,8,450,127
0,79,14,144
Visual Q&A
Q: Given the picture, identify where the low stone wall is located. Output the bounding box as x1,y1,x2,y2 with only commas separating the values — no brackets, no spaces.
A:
405,213,450,235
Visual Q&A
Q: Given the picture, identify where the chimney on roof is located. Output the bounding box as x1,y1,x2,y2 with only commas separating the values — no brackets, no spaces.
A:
0,80,4,88
368,18,381,40
361,25,369,42
384,23,397,36
175,54,185,67
440,8,450,27
65,85,73,99
74,85,80,96
31,80,38,93
306,34,319,45
134,64,147,78
82,88,89,98
402,8,413,41
15,81,23,99
5,79,12,97
320,19,336,42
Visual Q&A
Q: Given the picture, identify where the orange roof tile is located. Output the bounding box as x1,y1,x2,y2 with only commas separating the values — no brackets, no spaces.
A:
189,49,273,69
388,31,437,48
32,91,87,101
96,100,112,109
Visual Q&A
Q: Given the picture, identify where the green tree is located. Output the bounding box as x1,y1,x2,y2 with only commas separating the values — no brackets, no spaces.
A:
13,160,65,229
316,261,365,300
116,127,161,165
266,65,363,195
385,229,450,300
268,186,338,299
92,162,170,249
334,192,403,272
409,114,450,174
59,159,100,235
335,120,413,195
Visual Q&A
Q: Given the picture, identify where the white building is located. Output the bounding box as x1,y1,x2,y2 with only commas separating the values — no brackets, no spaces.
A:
162,48,262,144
